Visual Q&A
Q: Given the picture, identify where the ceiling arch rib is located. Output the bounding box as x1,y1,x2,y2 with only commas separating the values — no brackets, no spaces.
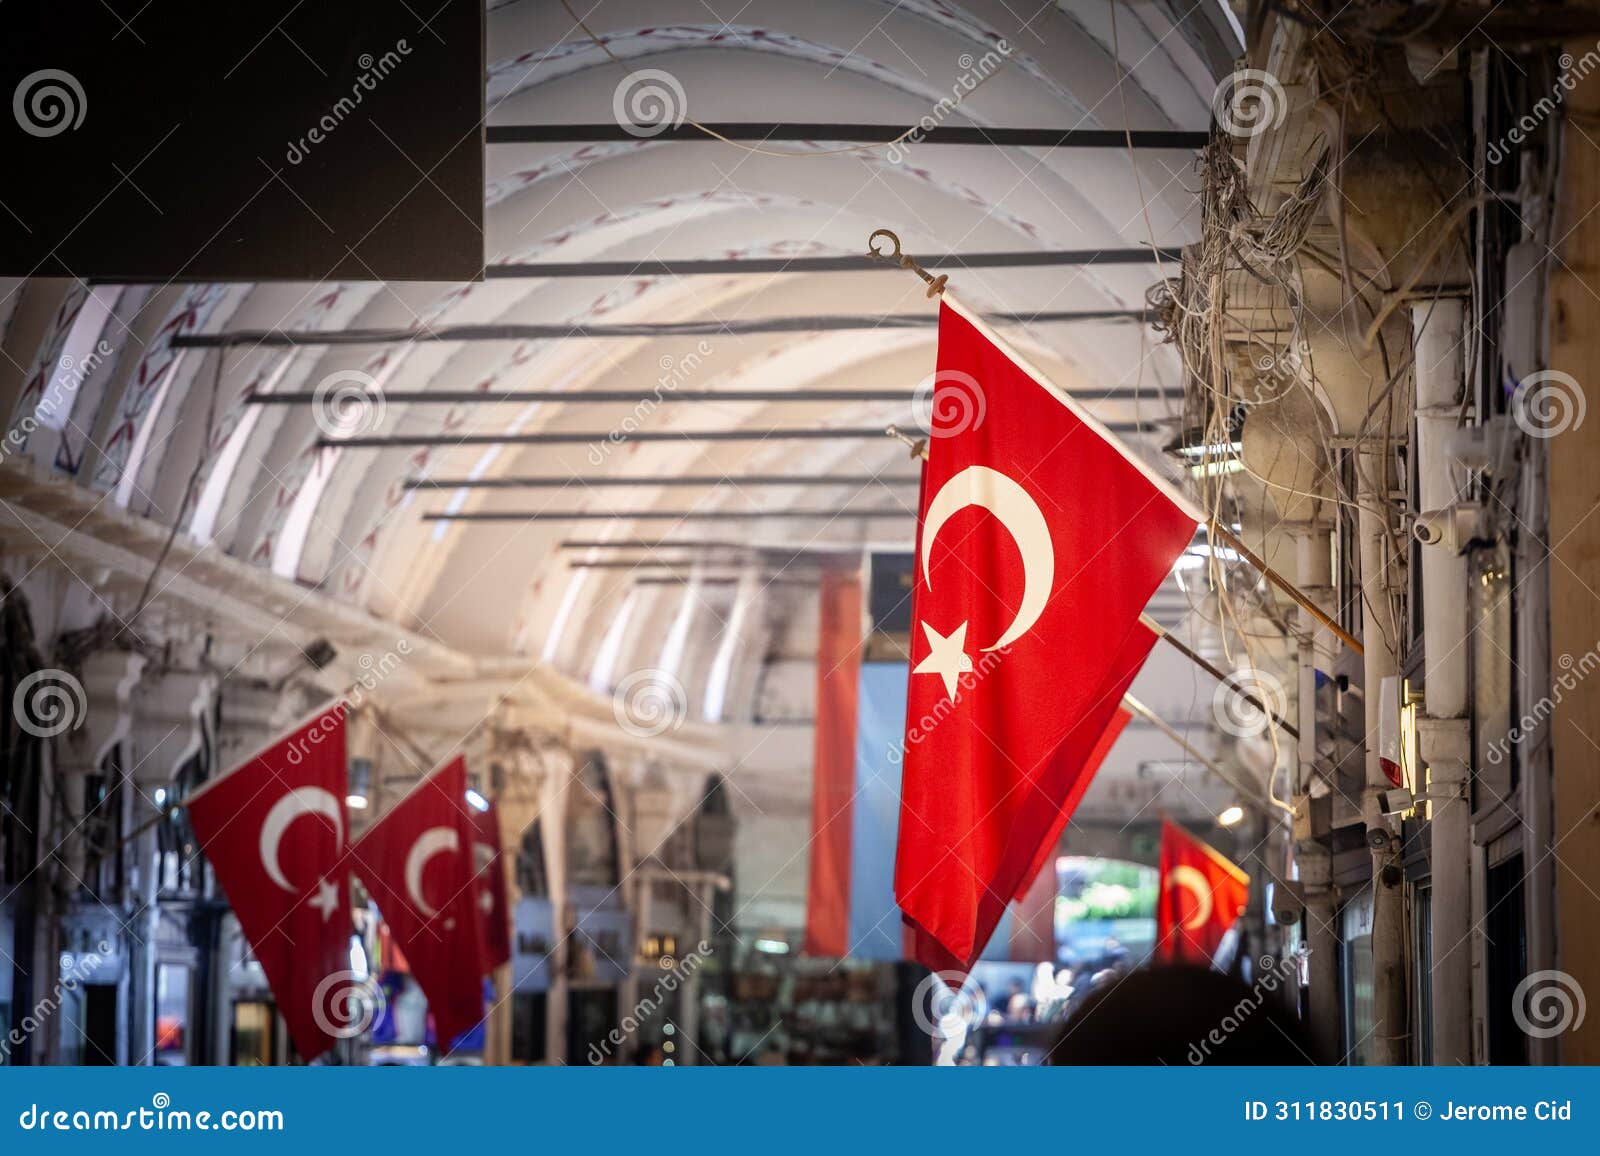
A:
485,20,1092,123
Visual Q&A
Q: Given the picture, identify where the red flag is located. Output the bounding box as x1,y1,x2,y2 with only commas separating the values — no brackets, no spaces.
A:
803,570,862,957
185,702,351,1061
908,627,1154,974
469,799,512,972
895,297,1197,971
350,756,485,1047
1011,678,1145,904
1156,820,1250,965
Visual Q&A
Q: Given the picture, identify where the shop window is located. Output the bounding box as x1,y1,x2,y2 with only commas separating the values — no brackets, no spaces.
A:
566,988,619,1065
154,963,190,1065
0,581,45,887
1485,854,1529,1064
567,755,620,889
68,984,118,1066
82,751,125,901
1340,893,1376,1065
231,1000,276,1066
517,821,549,897
1412,885,1433,1065
1471,542,1515,800
694,774,735,871
510,992,547,1063
159,749,208,896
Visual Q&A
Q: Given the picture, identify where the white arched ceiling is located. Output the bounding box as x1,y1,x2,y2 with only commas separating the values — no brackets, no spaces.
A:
25,0,1234,715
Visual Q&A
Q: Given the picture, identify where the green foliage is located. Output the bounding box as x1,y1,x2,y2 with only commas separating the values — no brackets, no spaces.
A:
1057,860,1158,921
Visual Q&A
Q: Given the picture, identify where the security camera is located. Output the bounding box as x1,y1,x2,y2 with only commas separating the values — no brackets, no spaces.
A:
1412,503,1487,552
1412,510,1454,549
1365,826,1392,851
1378,788,1414,816
1269,880,1305,927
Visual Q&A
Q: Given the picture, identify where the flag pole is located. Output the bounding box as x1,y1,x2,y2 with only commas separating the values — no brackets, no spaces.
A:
881,423,1300,741
1137,614,1299,741
1201,527,1362,657
868,227,1364,659
1121,694,1282,816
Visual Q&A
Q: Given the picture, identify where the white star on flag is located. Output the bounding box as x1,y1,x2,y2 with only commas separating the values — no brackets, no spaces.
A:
310,876,340,921
913,620,975,699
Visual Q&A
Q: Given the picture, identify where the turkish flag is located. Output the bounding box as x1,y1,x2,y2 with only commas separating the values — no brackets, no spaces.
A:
469,799,513,973
1157,820,1250,965
185,702,352,1061
895,297,1197,971
350,756,486,1048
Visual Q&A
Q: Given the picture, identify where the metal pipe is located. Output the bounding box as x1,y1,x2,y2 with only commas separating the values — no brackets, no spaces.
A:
558,538,886,552
173,310,1154,347
249,387,1176,406
422,508,911,523
1295,524,1340,1064
485,248,1183,277
323,423,1152,448
635,575,810,587
487,123,1211,149
569,559,830,571
1413,298,1473,1066
1357,444,1408,1066
404,473,919,490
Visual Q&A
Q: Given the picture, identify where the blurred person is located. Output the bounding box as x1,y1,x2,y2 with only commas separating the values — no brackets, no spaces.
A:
1003,978,1030,1020
1047,965,1317,1065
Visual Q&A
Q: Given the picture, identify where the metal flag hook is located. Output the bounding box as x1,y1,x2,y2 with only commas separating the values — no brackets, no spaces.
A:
885,423,929,462
868,229,948,298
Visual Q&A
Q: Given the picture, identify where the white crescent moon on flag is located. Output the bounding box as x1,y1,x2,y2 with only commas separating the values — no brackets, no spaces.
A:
258,787,344,893
405,826,460,917
921,465,1055,651
1167,864,1214,930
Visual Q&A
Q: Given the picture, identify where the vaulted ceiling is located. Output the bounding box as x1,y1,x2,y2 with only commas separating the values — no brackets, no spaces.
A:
1,0,1239,731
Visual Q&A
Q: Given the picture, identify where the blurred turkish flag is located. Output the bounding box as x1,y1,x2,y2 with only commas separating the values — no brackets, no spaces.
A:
469,799,513,972
351,756,486,1048
186,702,351,1061
1156,820,1250,965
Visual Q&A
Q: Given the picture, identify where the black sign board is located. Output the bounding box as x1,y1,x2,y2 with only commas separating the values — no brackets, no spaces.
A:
0,1,484,281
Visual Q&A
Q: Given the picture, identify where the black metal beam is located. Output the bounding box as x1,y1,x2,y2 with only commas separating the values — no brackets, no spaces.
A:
571,559,829,572
487,124,1210,149
634,575,815,587
484,248,1182,278
403,473,921,490
422,508,912,523
320,423,1153,449
569,558,736,570
252,386,1177,406
172,310,1153,348
559,537,893,554
560,538,842,551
